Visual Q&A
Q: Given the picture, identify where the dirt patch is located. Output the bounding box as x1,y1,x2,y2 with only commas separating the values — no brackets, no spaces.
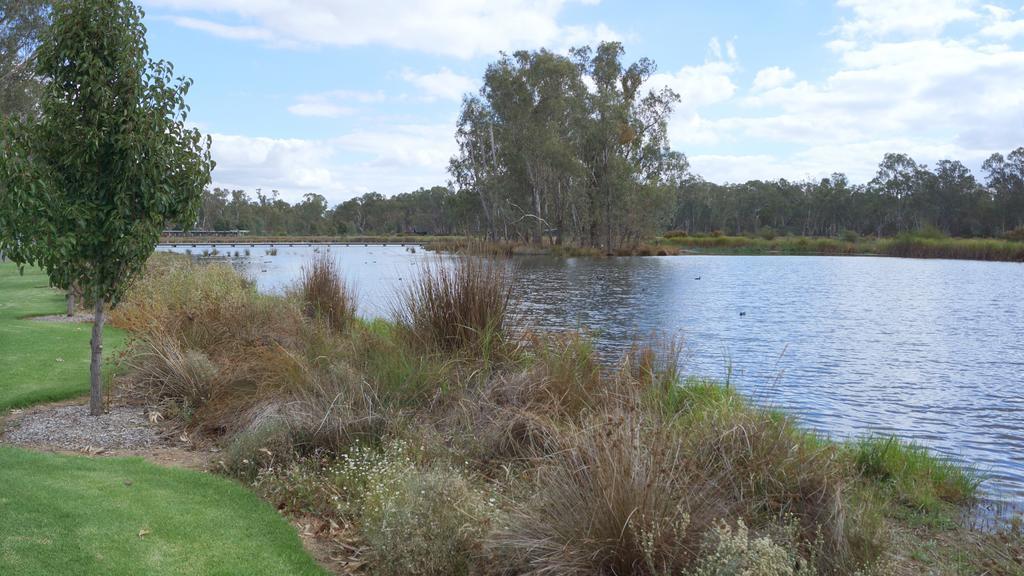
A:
28,312,95,323
292,516,369,575
0,401,220,471
2,403,171,450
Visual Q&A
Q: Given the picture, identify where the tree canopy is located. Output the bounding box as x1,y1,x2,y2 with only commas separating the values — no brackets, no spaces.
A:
450,42,686,250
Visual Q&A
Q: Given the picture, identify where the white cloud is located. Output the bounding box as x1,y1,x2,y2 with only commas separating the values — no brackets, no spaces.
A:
207,123,455,203
163,15,274,41
835,0,979,38
980,3,1024,38
334,124,456,171
691,139,978,184
287,90,385,118
646,37,739,147
677,1,1024,184
210,134,337,200
751,66,796,92
145,0,617,58
401,68,477,102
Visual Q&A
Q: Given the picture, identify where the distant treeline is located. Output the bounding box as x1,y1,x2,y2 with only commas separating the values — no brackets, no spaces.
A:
196,148,1024,241
195,42,1024,244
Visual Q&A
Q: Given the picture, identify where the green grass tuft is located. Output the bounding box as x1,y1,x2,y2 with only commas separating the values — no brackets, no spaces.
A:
852,436,981,517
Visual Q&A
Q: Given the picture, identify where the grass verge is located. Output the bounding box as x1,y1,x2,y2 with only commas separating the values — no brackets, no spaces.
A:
0,263,126,410
0,446,324,576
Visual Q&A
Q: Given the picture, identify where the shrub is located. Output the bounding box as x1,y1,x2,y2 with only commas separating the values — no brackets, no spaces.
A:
394,256,513,357
759,226,777,240
221,420,293,481
361,459,490,576
1005,226,1024,242
119,333,219,422
680,401,884,574
298,253,356,331
693,519,817,576
491,413,732,575
511,331,605,418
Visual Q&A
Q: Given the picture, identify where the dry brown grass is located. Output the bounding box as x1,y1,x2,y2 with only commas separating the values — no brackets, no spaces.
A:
297,253,356,332
394,256,514,357
678,404,884,574
490,411,737,575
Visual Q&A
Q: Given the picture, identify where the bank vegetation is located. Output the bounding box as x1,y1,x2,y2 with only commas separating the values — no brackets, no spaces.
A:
102,253,1024,575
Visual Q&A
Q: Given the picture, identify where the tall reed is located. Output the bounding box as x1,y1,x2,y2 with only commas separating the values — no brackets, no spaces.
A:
298,253,357,331
394,256,513,356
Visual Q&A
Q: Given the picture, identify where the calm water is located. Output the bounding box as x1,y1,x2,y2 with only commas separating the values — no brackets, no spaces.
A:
158,244,1024,502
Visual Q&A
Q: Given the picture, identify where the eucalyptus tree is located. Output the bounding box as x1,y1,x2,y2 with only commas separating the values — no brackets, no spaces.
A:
0,0,213,415
0,0,49,120
450,42,683,249
869,153,921,233
983,148,1024,232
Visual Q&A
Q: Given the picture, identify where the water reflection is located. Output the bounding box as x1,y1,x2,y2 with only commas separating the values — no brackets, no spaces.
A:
157,244,1024,502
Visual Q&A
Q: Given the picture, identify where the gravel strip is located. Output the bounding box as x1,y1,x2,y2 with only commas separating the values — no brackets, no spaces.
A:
3,404,172,451
29,312,95,323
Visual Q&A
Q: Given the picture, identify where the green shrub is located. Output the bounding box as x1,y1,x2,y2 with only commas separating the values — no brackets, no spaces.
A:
853,436,979,514
222,420,292,481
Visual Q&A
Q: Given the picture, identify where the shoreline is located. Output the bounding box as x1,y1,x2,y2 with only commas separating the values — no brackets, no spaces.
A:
159,234,1024,263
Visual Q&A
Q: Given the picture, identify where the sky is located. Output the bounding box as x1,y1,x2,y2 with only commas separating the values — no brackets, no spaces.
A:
137,0,1024,204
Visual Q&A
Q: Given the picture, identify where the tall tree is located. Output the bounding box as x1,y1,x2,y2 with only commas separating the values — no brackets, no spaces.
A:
0,0,214,415
450,42,683,249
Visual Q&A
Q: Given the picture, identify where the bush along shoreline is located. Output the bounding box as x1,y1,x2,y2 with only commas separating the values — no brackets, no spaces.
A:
109,253,1023,575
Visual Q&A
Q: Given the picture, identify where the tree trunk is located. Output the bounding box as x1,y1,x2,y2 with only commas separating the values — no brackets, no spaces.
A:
66,290,75,317
89,298,105,416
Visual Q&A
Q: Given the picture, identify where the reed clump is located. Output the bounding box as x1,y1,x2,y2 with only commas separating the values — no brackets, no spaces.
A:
109,252,1009,576
298,252,356,331
394,256,513,357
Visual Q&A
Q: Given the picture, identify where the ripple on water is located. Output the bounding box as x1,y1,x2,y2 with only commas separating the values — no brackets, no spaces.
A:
158,246,1024,503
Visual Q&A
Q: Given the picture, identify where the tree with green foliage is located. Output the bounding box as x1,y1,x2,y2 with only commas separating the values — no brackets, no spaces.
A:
450,42,684,250
0,0,213,415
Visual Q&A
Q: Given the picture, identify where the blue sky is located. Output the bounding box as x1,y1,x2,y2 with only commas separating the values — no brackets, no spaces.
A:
138,0,1024,203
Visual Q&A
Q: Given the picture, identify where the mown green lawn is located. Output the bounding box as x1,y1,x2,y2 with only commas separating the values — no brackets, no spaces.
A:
0,447,324,575
0,262,324,575
0,263,126,410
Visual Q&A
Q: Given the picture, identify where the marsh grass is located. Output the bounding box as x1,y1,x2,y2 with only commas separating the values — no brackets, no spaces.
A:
394,256,514,359
297,252,356,331
852,436,980,515
662,232,1024,261
491,412,732,575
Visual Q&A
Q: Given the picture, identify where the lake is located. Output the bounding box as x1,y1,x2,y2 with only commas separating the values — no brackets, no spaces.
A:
158,243,1024,504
